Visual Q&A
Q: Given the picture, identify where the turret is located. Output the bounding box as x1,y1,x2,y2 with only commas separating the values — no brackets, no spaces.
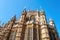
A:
39,8,46,25
49,18,59,40
35,9,39,24
11,15,16,22
22,7,27,15
22,7,27,21
39,7,50,40
28,8,30,12
49,18,55,27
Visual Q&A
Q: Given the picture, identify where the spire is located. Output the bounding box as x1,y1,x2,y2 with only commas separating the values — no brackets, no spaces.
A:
22,7,27,15
11,15,16,21
49,18,54,23
40,6,44,12
28,7,30,12
23,7,26,12
35,8,39,24
49,18,55,27
40,6,45,15
36,8,38,16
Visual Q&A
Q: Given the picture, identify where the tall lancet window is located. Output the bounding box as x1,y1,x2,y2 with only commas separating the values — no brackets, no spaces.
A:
33,28,37,40
37,28,39,40
33,27,39,40
9,32,16,40
28,28,33,40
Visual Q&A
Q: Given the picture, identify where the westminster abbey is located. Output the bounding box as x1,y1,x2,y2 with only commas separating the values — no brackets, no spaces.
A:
0,8,59,40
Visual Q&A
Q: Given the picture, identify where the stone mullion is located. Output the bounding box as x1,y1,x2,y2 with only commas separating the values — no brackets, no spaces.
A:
32,26,33,40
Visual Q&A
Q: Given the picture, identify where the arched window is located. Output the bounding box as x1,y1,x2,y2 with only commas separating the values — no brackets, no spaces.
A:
28,28,33,40
31,17,35,22
9,32,16,40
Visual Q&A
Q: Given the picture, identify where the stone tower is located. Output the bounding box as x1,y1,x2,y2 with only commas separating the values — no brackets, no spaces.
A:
39,9,50,40
0,8,59,40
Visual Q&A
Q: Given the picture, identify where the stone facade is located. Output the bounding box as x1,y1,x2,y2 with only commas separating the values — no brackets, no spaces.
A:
0,8,59,40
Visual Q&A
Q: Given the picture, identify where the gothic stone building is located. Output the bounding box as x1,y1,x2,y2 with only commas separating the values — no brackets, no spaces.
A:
0,8,59,40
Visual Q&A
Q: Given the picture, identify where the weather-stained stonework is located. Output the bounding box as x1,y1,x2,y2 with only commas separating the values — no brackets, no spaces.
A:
0,8,59,40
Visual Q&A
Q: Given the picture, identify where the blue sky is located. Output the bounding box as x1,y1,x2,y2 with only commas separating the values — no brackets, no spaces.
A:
0,0,60,37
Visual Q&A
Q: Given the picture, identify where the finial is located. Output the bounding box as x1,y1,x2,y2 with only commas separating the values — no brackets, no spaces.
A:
28,7,30,12
23,6,26,12
11,15,16,21
28,9,30,12
2,23,4,26
40,6,45,15
40,6,44,12
49,18,55,27
49,18,54,24
49,18,53,21
14,14,16,17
